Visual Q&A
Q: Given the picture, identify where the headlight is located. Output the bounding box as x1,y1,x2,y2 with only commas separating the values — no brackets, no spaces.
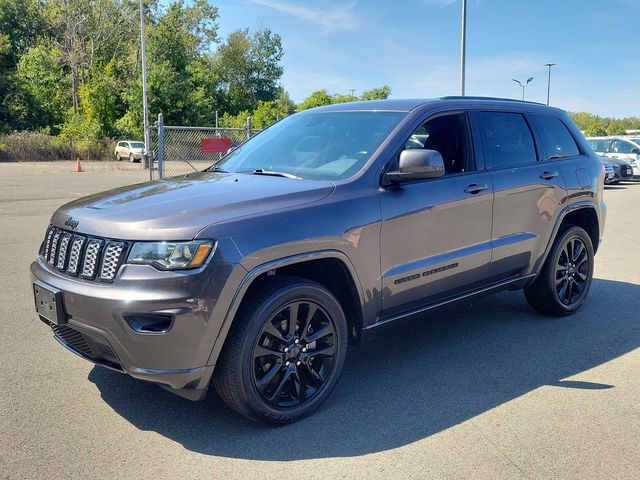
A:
127,240,215,270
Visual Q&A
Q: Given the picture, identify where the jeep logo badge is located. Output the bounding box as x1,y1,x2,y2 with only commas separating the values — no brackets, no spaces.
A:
64,217,79,229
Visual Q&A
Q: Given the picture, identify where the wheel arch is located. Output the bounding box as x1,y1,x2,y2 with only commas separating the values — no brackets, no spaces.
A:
206,250,366,367
533,202,600,279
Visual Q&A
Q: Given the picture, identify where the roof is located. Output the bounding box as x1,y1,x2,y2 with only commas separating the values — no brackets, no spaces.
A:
309,96,555,113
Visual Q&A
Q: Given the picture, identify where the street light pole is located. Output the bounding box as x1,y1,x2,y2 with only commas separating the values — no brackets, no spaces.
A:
460,0,467,95
544,63,556,105
512,77,533,101
139,0,150,169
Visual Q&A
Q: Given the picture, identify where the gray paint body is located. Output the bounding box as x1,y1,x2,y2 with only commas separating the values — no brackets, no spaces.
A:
30,98,605,400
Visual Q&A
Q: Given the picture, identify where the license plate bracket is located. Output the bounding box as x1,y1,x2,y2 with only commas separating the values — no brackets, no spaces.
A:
33,281,66,325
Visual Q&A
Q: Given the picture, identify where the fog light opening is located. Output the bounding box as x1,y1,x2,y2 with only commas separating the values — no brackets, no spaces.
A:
124,313,174,334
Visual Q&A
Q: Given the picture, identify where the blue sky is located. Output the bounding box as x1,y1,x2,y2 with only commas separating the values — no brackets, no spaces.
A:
213,0,639,117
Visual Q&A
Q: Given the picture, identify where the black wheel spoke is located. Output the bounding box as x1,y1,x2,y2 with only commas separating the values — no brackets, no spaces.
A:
287,302,301,337
255,344,282,359
572,241,583,262
300,304,318,340
308,343,335,358
253,298,338,409
558,280,570,303
256,361,282,391
263,321,287,344
267,368,292,402
300,362,323,386
291,371,305,403
306,324,332,342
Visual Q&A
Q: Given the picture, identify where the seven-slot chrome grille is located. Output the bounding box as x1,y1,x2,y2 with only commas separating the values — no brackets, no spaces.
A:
39,225,128,282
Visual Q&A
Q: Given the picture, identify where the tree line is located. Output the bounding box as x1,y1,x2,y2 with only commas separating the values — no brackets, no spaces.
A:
0,0,391,160
1,0,635,161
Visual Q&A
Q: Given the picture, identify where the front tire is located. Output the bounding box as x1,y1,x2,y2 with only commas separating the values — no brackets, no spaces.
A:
129,153,135,163
214,276,348,424
115,152,121,161
524,225,594,316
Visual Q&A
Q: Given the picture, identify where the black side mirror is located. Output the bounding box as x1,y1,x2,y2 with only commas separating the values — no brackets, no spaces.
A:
631,148,640,155
387,149,445,183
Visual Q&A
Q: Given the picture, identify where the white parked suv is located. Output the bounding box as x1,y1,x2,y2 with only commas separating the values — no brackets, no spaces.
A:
586,136,640,179
114,140,145,163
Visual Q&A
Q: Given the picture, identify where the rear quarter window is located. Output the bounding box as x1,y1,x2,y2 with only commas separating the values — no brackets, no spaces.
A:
531,115,580,159
476,112,537,169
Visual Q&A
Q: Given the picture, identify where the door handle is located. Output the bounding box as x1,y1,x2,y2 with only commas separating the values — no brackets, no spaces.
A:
539,171,559,180
464,183,488,194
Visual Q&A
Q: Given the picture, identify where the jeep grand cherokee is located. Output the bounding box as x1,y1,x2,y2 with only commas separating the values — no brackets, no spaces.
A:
31,97,605,424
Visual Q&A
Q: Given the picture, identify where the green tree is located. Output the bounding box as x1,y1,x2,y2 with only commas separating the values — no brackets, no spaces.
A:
297,89,333,110
16,45,69,132
0,0,44,131
251,91,295,128
361,85,391,100
216,28,284,114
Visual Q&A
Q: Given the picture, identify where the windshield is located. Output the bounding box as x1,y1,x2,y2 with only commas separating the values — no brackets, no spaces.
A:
130,142,145,149
215,111,406,180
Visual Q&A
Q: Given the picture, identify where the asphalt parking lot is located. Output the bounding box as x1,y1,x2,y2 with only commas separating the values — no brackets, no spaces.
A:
1,162,639,479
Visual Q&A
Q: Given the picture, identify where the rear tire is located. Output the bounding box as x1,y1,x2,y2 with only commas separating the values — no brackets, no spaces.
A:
213,276,348,424
524,225,594,316
129,153,135,163
116,152,121,161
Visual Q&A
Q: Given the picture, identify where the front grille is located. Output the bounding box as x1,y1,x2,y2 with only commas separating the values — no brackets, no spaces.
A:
40,225,128,282
99,242,125,280
81,239,103,278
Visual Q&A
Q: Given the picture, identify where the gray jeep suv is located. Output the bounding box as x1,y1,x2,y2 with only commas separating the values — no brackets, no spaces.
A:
31,97,606,424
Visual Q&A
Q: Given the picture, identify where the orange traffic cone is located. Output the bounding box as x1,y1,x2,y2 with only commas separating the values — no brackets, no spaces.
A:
75,156,83,172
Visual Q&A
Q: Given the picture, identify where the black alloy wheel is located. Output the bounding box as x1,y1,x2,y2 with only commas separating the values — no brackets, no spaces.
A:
555,237,589,306
524,225,594,316
214,276,348,424
252,300,337,408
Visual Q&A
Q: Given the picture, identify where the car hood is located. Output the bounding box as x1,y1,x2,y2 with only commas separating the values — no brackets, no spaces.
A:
51,172,335,240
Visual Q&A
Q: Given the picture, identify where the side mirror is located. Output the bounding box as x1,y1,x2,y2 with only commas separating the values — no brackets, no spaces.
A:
631,148,640,155
386,149,445,183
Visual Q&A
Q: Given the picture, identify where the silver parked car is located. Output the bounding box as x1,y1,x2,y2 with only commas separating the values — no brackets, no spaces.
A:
587,136,640,180
114,140,145,163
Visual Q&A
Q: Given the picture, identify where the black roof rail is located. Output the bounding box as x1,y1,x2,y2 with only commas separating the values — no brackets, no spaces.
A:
440,96,547,106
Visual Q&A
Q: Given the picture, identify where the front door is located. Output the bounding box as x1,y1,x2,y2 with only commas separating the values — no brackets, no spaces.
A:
379,112,494,317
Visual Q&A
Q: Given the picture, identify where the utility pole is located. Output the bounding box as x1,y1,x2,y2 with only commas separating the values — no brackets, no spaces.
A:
349,89,356,99
460,0,467,95
544,63,557,105
140,0,150,169
512,77,533,101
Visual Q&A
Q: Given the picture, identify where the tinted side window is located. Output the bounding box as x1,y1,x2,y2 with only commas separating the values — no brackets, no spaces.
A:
613,140,636,154
395,113,473,175
531,115,579,159
476,112,536,168
588,139,610,153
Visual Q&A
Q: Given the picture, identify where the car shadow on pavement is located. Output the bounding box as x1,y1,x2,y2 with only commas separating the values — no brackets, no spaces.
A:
88,278,640,460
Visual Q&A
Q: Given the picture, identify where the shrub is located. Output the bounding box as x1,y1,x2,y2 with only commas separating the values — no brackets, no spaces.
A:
0,131,113,162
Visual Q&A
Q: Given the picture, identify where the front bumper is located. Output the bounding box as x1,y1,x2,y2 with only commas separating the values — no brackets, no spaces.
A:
30,256,236,400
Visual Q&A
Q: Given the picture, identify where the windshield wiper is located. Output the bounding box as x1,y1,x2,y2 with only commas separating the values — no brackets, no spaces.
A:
207,165,228,173
251,169,301,179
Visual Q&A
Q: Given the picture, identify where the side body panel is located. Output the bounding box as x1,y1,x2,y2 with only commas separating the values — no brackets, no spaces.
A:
378,172,493,316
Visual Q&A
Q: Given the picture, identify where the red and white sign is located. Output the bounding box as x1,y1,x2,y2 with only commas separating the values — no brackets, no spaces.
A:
200,138,233,153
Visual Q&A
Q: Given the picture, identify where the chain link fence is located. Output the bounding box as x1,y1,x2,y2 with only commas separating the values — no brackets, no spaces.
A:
148,113,260,179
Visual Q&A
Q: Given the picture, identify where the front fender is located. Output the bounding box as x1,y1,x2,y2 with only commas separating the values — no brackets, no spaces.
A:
205,249,366,367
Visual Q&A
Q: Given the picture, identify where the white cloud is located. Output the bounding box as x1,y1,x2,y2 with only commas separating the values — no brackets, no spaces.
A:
248,0,361,32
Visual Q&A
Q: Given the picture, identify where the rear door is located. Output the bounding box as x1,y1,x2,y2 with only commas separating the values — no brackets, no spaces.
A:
379,111,494,316
472,111,566,282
